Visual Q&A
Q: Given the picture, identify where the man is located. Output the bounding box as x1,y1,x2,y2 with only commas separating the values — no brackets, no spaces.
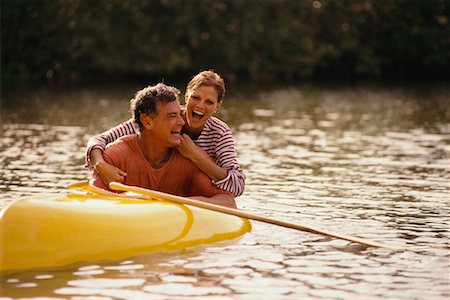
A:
92,83,236,208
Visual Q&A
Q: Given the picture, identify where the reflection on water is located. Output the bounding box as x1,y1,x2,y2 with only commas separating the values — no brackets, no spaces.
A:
1,85,449,299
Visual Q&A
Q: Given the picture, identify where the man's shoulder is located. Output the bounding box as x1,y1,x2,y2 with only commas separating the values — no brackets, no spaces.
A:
172,149,197,166
171,149,209,176
105,135,137,154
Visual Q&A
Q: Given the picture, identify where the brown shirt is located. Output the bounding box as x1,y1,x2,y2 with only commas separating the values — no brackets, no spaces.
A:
92,135,229,198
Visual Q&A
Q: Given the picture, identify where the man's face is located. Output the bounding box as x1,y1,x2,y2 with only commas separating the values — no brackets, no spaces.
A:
150,100,185,147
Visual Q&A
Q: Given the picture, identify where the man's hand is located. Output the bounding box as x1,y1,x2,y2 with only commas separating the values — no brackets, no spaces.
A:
94,160,127,186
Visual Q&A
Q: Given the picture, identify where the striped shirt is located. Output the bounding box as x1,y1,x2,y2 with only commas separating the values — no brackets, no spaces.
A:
86,116,246,196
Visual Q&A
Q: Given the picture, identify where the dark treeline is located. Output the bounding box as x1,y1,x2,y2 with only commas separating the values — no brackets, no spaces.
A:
2,0,449,86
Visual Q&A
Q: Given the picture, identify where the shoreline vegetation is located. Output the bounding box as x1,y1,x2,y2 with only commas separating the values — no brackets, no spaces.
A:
2,0,449,88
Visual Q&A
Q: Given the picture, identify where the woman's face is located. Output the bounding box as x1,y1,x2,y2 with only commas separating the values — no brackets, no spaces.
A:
184,85,222,133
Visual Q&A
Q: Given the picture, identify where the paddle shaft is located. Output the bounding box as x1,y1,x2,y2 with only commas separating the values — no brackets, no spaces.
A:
109,182,396,249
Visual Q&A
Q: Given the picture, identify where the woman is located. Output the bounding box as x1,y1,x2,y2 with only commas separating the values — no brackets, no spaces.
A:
86,70,245,196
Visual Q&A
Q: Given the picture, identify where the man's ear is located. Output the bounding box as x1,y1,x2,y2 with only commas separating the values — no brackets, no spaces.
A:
140,113,153,130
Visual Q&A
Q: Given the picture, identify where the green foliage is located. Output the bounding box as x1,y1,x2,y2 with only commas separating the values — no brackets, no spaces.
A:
2,0,449,85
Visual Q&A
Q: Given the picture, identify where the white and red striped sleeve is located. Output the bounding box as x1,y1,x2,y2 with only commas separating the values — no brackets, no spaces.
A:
85,118,136,169
196,117,246,197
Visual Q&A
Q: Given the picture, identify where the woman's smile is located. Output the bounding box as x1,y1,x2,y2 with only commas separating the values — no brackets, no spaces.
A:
185,85,221,132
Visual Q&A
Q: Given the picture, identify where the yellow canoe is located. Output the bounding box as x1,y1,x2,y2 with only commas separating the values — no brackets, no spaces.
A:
0,193,251,274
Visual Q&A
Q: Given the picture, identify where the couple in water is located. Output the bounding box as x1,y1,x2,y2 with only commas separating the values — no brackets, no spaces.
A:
87,70,245,208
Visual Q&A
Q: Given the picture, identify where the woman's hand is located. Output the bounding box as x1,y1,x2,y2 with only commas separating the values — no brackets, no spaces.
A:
94,160,127,186
177,134,228,182
177,134,200,160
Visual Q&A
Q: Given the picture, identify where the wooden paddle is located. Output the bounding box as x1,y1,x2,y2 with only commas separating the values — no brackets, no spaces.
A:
108,181,401,249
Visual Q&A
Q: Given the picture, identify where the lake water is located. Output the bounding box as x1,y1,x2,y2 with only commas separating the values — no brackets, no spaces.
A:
1,84,449,299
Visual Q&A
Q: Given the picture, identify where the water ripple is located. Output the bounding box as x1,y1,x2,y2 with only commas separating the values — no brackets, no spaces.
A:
1,86,449,299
